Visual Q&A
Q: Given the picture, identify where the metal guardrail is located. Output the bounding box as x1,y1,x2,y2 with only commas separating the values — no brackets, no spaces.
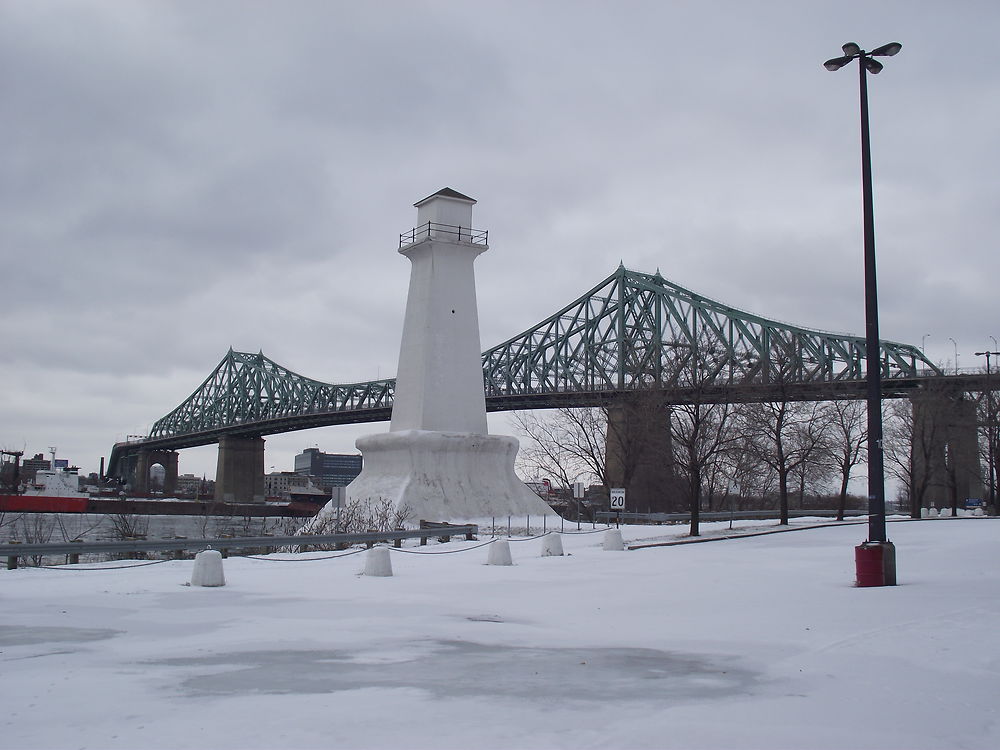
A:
399,221,488,247
1,525,478,567
594,510,870,524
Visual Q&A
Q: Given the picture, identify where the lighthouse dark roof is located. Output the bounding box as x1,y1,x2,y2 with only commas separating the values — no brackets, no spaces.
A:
414,187,476,207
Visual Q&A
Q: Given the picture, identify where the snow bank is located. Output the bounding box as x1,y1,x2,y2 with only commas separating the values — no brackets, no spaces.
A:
3,518,999,750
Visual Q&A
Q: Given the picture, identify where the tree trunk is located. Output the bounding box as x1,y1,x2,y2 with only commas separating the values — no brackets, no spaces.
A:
689,468,701,537
837,465,850,521
778,468,789,525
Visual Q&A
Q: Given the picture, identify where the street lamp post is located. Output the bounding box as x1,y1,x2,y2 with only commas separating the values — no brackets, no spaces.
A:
949,337,959,373
974,350,1000,513
824,41,901,585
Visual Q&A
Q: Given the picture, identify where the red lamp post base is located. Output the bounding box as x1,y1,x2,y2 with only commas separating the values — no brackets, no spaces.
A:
855,541,897,587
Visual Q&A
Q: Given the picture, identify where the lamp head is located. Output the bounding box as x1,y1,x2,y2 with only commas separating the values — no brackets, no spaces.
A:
871,41,902,57
842,42,862,56
824,55,852,71
864,57,884,74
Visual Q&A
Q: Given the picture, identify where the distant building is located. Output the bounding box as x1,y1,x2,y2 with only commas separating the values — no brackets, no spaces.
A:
176,474,212,498
293,448,362,491
266,471,310,496
149,464,166,490
20,454,50,483
264,471,328,502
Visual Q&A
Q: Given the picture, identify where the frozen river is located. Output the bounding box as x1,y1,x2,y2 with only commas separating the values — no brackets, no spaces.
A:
0,510,304,548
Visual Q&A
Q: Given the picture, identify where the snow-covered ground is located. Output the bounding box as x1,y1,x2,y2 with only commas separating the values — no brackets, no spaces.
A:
3,517,998,749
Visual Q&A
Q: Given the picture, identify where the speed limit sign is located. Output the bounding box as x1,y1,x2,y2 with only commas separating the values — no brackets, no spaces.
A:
610,488,626,510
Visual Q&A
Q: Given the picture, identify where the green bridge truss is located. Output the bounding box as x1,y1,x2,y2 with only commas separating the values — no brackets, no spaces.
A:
146,350,396,445
112,266,938,471
482,266,937,400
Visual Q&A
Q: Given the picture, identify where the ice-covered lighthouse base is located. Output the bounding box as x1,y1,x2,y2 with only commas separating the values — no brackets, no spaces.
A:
311,430,557,526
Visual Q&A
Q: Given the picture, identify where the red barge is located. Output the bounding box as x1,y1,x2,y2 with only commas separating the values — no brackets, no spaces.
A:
0,450,318,518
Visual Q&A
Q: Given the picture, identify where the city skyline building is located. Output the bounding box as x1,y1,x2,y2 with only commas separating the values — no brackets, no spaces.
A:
293,448,362,491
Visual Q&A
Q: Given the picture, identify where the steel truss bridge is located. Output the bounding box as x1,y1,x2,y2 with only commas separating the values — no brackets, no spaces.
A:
108,266,942,475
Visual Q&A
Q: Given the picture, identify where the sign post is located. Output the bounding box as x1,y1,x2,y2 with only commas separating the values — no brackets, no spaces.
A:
572,482,585,530
610,487,625,528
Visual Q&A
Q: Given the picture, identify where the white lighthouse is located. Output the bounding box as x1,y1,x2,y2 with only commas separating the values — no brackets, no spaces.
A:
390,188,489,435
317,188,555,525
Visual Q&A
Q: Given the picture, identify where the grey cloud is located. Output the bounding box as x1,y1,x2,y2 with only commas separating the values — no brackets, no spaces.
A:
2,0,998,477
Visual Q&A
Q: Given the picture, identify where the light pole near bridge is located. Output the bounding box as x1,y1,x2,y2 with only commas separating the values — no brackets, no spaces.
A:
824,40,901,586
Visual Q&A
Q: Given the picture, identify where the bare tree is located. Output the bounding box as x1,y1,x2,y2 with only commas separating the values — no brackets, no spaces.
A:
743,399,831,525
723,430,777,510
14,514,59,565
824,400,868,520
513,395,684,515
0,510,21,537
975,390,998,514
789,449,836,509
511,408,607,489
109,512,149,540
665,342,740,536
884,399,916,515
671,401,738,535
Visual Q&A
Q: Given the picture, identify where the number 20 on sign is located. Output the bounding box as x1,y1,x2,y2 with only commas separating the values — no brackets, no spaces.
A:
610,488,626,510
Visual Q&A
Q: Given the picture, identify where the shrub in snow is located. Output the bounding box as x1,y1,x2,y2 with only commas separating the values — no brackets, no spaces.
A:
363,545,393,577
603,528,625,551
540,533,564,557
190,549,225,587
298,498,414,548
487,539,513,566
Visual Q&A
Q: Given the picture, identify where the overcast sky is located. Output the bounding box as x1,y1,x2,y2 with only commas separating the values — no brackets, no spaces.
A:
2,0,998,480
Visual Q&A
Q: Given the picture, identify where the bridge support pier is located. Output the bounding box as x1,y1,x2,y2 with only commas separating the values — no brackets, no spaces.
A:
605,393,682,513
131,450,178,496
911,390,982,514
215,436,266,504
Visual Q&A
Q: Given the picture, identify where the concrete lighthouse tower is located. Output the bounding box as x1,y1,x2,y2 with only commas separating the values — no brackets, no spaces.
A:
390,188,490,435
326,188,555,524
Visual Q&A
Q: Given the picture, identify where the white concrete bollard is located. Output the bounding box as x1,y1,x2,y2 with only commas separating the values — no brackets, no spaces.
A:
920,507,929,518
191,549,225,587
974,507,984,516
540,533,564,557
487,539,513,566
603,528,625,551
940,508,952,518
363,545,393,577
928,507,939,517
